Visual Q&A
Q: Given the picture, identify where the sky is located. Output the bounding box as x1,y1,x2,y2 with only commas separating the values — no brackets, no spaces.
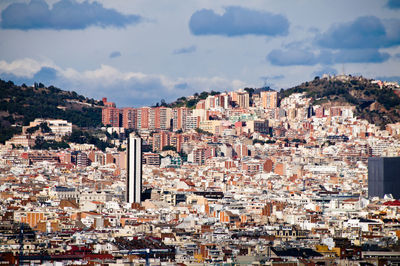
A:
0,0,399,107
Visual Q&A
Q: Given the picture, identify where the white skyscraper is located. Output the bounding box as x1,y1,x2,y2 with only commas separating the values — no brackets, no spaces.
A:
127,134,142,203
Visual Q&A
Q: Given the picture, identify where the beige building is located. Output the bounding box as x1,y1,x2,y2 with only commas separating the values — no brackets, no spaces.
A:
23,118,72,136
199,120,222,135
260,91,278,109
5,135,35,148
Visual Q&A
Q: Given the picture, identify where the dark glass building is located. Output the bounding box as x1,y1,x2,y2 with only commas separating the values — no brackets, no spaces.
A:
368,157,400,199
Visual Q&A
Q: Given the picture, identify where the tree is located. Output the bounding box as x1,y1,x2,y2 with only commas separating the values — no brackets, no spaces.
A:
160,99,167,107
252,139,264,145
186,99,198,108
162,145,177,151
244,88,255,96
199,91,209,99
26,125,40,134
195,128,213,136
39,122,51,133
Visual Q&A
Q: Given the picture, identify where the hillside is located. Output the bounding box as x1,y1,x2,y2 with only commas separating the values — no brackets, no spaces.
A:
0,79,103,143
280,76,400,128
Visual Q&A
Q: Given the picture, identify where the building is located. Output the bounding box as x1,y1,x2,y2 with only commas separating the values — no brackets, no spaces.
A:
76,152,89,168
137,107,150,130
23,119,72,136
122,108,137,129
237,92,250,109
185,115,200,131
143,152,160,166
152,131,170,152
5,135,35,148
246,120,269,134
368,157,400,199
102,97,116,107
102,107,120,127
127,134,142,204
260,91,278,109
173,107,192,131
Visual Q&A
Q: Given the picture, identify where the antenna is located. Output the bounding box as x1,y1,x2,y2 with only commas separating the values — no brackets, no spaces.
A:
342,64,345,75
261,77,268,89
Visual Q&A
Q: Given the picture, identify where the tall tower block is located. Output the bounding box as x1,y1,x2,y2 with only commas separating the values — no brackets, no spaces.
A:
127,134,142,203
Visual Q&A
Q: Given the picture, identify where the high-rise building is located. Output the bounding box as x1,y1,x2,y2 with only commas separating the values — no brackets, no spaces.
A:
152,131,170,152
102,107,120,127
137,107,150,130
151,107,172,130
260,91,278,109
122,108,137,129
127,134,142,203
368,157,400,199
173,107,191,131
237,92,250,109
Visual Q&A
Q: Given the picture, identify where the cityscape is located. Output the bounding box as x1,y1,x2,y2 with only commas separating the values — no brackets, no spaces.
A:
1,0,400,265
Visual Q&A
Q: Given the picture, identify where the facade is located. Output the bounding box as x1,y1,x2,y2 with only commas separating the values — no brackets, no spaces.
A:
5,135,35,148
127,134,142,203
102,107,120,127
23,119,72,136
261,91,278,109
368,157,400,199
122,108,137,129
137,107,150,130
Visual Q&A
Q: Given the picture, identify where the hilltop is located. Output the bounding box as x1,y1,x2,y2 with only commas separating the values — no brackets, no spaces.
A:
0,79,103,143
280,75,400,128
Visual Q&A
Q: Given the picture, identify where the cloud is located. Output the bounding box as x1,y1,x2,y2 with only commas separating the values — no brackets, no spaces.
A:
260,75,285,81
267,49,319,66
0,57,53,76
33,66,58,81
316,16,400,49
189,6,289,37
174,83,189,89
0,58,248,107
267,48,390,66
1,0,143,30
109,51,121,58
173,45,196,55
387,0,400,9
331,49,390,63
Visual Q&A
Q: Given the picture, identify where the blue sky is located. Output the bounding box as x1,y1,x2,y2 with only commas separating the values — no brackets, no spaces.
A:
0,0,399,107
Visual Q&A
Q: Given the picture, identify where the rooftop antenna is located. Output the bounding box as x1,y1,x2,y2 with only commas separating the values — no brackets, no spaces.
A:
261,77,268,89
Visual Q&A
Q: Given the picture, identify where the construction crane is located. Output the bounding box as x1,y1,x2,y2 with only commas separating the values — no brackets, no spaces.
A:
120,248,171,266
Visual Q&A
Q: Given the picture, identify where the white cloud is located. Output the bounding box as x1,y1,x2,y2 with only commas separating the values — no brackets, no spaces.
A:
0,58,56,77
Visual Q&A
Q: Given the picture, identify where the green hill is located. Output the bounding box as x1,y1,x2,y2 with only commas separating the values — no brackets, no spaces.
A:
0,79,103,143
280,75,400,128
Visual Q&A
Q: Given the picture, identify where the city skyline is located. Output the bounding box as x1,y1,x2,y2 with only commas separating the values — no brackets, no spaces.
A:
0,0,399,107
1,72,400,264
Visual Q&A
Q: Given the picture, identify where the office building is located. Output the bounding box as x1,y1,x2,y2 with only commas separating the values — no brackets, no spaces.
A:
127,134,142,203
368,157,400,199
